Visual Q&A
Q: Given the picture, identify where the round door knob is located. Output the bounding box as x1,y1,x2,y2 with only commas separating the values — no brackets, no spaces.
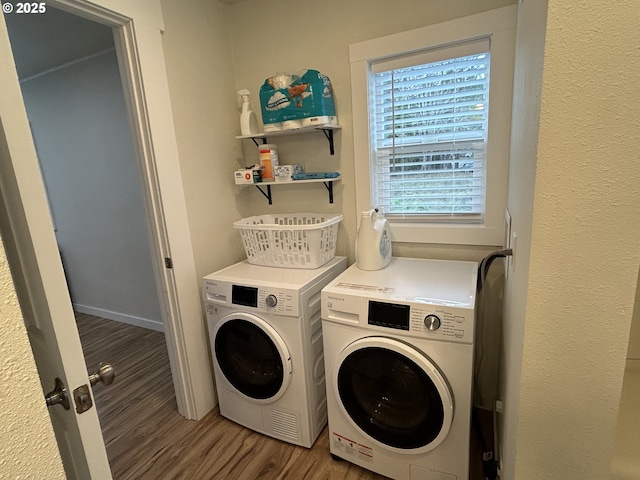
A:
265,294,278,308
89,362,115,387
424,314,441,331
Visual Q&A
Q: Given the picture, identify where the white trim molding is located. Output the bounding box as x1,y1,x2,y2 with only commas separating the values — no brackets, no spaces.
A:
350,6,517,246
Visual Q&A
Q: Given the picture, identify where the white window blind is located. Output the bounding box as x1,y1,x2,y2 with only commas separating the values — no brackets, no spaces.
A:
370,38,491,223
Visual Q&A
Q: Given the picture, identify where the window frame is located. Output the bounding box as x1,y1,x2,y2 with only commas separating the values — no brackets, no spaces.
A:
350,6,517,246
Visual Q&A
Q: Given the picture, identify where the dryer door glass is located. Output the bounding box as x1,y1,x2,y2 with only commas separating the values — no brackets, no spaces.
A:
215,318,284,400
337,346,444,449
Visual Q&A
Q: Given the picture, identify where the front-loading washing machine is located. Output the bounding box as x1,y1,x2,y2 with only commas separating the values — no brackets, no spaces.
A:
203,256,346,448
321,257,477,480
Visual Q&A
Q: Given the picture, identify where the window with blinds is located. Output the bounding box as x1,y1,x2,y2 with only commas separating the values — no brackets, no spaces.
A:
370,39,490,223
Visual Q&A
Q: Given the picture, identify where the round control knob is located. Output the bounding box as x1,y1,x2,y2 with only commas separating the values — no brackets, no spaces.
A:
265,294,278,308
424,314,441,331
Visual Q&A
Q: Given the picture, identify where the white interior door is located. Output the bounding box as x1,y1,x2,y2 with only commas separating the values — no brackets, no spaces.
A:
0,14,111,479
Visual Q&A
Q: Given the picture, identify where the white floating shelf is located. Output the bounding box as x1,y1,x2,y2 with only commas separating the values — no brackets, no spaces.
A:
238,176,341,205
236,124,341,154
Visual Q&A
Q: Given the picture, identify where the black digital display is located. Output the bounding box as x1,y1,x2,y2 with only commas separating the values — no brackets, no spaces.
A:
232,285,258,307
368,301,410,330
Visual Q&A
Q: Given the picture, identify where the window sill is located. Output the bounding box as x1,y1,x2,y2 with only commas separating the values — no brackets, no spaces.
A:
389,222,503,247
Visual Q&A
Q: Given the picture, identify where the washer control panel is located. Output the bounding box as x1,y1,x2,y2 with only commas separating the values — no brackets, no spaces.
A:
410,306,470,342
365,300,472,343
423,314,441,331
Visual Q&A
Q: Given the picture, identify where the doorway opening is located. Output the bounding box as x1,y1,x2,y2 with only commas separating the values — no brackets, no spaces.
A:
1,1,215,475
4,3,179,468
6,7,165,333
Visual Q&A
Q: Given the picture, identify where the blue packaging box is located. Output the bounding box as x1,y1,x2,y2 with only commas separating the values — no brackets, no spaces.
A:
259,70,336,127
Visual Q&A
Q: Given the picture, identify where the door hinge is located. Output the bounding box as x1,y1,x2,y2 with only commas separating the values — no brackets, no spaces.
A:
164,257,173,269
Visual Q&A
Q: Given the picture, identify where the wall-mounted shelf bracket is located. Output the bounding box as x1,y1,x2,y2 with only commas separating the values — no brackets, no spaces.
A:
248,176,341,205
237,124,340,155
320,128,335,155
255,184,273,204
323,179,334,203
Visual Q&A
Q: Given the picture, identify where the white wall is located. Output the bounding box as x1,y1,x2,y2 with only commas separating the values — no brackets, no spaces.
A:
20,49,162,329
503,1,640,479
160,0,246,279
225,0,516,265
500,0,547,475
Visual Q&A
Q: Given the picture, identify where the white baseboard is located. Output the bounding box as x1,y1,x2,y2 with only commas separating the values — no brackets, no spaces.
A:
74,304,164,333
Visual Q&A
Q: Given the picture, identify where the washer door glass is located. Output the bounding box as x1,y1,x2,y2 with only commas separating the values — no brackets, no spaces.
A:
337,338,453,451
214,315,291,401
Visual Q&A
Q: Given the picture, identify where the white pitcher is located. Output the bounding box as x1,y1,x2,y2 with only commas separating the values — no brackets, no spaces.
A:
356,209,392,270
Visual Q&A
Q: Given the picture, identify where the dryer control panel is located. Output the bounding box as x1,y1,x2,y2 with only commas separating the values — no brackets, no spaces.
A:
204,280,300,316
255,289,296,315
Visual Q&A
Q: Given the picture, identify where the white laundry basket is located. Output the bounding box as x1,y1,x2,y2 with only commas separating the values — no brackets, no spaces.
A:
234,213,343,269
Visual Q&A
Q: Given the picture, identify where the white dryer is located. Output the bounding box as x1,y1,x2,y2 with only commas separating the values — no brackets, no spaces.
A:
203,256,346,448
321,257,477,480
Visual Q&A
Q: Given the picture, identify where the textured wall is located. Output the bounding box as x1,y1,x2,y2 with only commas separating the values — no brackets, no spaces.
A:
509,0,640,478
0,237,65,479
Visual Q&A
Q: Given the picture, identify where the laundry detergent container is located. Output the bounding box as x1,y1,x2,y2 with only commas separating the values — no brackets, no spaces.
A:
356,209,392,270
234,213,342,269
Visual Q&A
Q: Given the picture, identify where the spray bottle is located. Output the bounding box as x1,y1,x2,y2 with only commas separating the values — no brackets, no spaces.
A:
238,89,260,136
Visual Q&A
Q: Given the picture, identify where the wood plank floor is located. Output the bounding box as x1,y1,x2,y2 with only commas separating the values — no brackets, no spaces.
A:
76,313,485,480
